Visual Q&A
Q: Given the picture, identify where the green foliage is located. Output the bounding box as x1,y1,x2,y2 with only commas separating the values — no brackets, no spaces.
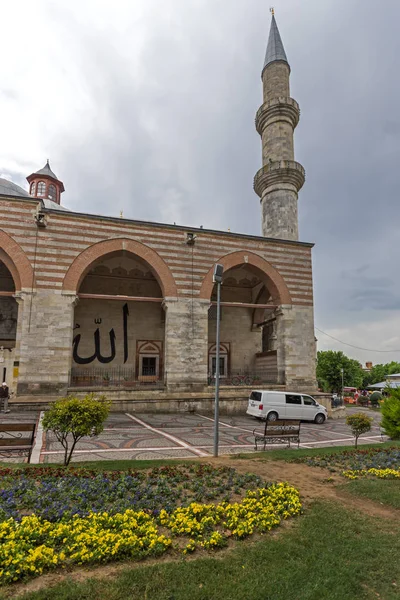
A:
42,394,111,466
358,395,369,406
316,350,363,393
381,389,400,440
369,391,383,407
369,361,400,386
346,413,373,448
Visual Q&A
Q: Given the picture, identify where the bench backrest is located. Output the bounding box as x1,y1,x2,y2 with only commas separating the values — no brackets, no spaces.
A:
263,419,300,435
0,423,36,447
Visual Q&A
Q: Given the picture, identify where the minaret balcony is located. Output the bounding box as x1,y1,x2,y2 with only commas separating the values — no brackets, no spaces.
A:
255,97,300,134
254,160,305,198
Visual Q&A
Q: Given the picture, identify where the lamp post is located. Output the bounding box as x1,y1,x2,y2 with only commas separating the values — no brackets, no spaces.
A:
341,368,344,402
213,264,224,457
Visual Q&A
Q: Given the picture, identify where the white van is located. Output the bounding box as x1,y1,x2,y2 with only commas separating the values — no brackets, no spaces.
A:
246,390,327,424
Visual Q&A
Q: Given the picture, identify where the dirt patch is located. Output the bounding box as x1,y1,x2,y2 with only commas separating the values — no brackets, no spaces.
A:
209,457,398,519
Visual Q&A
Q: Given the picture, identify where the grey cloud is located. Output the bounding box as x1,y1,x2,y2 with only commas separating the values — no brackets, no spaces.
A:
4,0,400,360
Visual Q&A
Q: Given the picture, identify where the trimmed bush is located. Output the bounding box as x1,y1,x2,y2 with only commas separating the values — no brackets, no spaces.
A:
42,393,111,466
346,413,373,448
369,391,383,407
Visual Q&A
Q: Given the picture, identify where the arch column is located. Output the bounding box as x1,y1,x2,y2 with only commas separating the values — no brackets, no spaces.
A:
275,305,317,389
163,298,210,389
16,291,77,396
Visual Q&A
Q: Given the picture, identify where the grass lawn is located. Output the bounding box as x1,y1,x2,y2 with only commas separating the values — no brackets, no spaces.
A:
343,479,400,510
0,458,195,471
5,501,399,600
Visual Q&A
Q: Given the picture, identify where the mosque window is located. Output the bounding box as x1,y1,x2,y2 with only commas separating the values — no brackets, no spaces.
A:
48,184,57,200
37,181,46,196
30,183,36,196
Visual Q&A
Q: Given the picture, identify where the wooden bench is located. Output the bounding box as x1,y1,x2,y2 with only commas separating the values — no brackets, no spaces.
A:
0,423,36,463
253,419,301,451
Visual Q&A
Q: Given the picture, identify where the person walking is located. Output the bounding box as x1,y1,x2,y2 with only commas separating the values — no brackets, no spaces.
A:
0,382,10,413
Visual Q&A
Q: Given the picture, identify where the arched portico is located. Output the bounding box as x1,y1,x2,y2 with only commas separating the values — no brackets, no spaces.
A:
63,238,178,297
0,230,34,291
202,251,291,385
65,239,178,389
0,235,33,391
199,250,291,304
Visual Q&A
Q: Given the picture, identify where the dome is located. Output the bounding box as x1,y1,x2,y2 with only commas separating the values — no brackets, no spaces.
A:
0,178,30,198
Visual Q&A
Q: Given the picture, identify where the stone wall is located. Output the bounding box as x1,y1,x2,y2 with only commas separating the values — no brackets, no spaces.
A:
208,306,262,373
16,290,76,395
0,196,316,397
276,305,317,389
73,298,165,371
255,351,278,381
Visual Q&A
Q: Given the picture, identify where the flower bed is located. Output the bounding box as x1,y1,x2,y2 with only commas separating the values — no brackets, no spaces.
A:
0,482,301,585
0,465,263,522
293,447,400,479
342,468,400,480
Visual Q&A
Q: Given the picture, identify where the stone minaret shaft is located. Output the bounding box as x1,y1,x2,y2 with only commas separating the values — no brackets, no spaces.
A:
254,15,305,241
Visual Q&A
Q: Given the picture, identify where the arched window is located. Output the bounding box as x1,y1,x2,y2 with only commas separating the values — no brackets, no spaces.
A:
37,181,46,196
30,183,36,196
48,184,57,201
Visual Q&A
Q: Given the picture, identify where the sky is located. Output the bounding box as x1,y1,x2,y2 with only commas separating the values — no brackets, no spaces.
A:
1,0,400,367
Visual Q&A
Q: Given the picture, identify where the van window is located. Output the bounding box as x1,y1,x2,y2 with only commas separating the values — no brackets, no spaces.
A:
250,391,262,402
286,394,302,405
302,395,317,406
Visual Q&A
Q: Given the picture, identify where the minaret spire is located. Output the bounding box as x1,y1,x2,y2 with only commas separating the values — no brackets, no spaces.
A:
254,13,304,241
263,12,289,73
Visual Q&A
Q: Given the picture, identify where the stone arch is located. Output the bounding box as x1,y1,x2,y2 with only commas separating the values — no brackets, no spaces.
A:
62,238,178,297
199,250,292,305
0,229,34,291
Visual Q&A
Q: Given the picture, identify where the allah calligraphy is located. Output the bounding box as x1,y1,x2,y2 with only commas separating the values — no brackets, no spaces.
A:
73,303,129,365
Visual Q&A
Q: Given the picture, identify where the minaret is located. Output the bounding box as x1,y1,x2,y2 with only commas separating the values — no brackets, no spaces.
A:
254,11,305,241
27,160,65,205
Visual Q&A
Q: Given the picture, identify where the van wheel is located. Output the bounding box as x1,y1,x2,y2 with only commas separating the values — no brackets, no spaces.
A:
314,413,326,424
267,412,278,422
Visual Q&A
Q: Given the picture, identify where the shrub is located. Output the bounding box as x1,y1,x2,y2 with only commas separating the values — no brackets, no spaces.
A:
381,389,400,440
369,391,383,407
42,394,111,466
358,395,369,406
346,413,373,448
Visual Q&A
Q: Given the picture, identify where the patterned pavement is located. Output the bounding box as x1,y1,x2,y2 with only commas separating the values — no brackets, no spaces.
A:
0,407,385,464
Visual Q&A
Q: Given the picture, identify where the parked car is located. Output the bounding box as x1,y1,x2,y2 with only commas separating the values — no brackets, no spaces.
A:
246,390,328,424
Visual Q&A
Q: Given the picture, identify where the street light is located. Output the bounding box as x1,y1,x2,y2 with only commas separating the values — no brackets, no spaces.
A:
213,264,224,457
341,368,344,401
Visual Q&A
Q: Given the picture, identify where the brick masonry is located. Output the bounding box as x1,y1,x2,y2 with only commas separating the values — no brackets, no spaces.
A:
0,200,317,396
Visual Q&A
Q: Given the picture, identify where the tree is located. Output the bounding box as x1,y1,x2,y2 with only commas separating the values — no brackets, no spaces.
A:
346,413,373,449
369,362,400,386
316,350,364,393
42,394,111,466
369,391,383,407
381,388,400,440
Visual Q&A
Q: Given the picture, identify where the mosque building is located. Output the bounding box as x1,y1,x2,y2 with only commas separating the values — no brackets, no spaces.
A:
0,15,317,408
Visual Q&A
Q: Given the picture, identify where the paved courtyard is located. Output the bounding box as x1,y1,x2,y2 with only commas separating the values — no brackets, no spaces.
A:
0,407,385,464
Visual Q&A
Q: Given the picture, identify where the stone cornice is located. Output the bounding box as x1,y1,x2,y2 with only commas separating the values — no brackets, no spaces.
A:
255,97,300,134
254,161,305,198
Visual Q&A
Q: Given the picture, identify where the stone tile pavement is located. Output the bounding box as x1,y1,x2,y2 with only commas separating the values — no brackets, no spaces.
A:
0,407,385,464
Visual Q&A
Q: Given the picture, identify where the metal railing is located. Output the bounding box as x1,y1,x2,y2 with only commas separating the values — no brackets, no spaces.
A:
208,370,278,387
69,367,165,389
